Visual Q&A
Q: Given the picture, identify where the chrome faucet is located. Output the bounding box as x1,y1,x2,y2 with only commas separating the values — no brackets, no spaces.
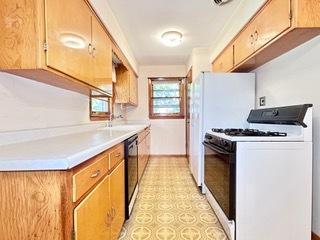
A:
107,114,124,127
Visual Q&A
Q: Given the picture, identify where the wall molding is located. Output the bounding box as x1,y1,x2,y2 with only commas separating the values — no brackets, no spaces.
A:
312,232,320,240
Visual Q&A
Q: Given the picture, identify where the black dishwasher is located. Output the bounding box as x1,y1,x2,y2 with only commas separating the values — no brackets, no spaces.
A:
125,134,138,218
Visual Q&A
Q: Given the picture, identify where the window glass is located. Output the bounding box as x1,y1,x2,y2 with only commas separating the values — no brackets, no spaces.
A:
149,78,185,119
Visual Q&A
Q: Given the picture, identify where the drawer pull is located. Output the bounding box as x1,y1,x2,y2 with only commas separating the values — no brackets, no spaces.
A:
90,170,101,178
115,153,121,157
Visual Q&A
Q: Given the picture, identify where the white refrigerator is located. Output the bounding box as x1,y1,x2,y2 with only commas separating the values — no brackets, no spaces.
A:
189,72,255,187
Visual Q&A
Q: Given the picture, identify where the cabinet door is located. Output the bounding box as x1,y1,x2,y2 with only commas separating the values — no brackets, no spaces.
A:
74,175,110,240
146,133,151,162
234,23,255,66
138,139,144,181
115,65,130,103
45,0,92,83
212,44,234,72
129,71,138,105
91,17,113,94
254,0,291,51
110,161,125,240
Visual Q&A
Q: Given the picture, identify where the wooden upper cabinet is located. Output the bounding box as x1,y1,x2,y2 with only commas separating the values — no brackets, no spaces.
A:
45,0,93,83
234,23,256,66
213,0,320,72
74,175,111,240
110,161,125,240
129,71,138,104
212,43,234,72
0,0,123,96
253,0,291,52
91,16,113,93
114,64,138,106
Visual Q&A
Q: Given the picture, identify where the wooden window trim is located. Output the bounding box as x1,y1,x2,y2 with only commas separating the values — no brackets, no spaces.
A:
148,77,185,120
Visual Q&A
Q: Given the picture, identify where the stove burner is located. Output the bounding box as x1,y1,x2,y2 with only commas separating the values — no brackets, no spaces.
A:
212,128,287,137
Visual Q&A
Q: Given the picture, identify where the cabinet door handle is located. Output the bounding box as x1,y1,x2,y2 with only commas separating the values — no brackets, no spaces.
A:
112,207,116,220
88,43,93,54
92,47,96,58
90,169,101,178
105,210,112,226
254,30,259,41
250,34,254,45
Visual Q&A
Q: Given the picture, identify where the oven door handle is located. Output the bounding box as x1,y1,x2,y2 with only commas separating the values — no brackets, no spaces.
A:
202,142,233,155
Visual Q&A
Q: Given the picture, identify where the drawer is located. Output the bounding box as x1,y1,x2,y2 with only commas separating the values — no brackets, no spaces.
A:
72,153,109,202
109,143,124,170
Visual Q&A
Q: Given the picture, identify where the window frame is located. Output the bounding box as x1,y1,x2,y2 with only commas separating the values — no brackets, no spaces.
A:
90,93,112,121
148,77,185,119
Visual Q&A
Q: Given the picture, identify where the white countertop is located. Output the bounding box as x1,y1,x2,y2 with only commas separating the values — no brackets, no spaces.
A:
0,124,149,171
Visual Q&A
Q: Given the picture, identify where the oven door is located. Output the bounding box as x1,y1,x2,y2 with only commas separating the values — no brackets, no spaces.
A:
203,142,236,220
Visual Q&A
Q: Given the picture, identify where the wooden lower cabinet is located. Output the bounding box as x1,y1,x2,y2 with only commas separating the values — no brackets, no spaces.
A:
0,143,125,240
138,127,151,182
74,161,124,240
74,175,111,240
110,161,125,239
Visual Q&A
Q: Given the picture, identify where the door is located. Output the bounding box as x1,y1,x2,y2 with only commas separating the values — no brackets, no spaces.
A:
254,0,291,51
91,17,113,94
234,23,255,66
203,142,236,220
45,0,92,82
74,175,110,240
110,161,125,239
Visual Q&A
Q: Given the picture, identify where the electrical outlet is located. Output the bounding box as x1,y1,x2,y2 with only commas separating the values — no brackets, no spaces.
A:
259,96,266,106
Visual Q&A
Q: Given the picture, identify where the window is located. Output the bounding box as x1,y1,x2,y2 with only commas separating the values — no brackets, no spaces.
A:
90,92,111,120
148,77,185,119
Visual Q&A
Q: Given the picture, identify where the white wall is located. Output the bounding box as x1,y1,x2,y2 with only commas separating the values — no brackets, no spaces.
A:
127,65,187,155
0,73,90,132
254,36,320,236
187,48,211,81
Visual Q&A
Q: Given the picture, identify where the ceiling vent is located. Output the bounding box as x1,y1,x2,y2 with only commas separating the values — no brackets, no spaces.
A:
213,0,232,6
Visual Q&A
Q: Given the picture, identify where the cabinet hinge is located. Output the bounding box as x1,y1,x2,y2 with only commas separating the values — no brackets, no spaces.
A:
289,10,292,20
43,42,48,51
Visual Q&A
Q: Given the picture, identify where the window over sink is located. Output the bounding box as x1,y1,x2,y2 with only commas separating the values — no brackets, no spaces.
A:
90,91,111,121
148,77,185,119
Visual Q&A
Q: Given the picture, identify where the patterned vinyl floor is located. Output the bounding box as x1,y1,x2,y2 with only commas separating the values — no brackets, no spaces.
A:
119,156,228,240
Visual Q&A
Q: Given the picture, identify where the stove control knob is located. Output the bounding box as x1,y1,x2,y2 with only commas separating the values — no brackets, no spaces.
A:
206,135,213,140
222,140,229,147
272,109,279,116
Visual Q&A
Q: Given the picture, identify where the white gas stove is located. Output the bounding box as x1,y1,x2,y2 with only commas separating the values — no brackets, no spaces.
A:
203,104,313,240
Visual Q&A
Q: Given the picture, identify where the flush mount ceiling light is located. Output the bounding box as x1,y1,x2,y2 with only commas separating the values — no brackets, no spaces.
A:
212,0,232,6
161,31,183,47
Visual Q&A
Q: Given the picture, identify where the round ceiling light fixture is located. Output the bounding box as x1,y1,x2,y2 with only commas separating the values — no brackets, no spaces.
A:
161,31,183,47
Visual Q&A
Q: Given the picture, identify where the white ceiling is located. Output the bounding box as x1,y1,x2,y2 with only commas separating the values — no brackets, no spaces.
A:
107,0,241,65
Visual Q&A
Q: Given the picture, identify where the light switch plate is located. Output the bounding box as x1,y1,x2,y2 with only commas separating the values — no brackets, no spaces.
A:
259,96,266,106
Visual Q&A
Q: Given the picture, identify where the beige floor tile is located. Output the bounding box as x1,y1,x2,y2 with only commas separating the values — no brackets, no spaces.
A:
119,156,228,240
